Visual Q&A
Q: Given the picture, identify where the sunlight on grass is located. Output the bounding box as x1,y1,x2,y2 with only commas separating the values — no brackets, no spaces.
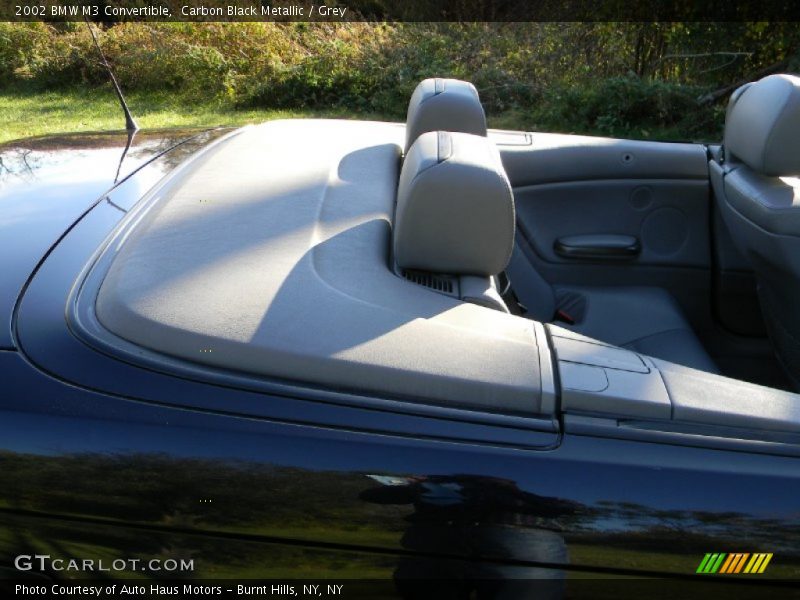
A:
0,84,703,146
0,85,700,146
0,86,396,144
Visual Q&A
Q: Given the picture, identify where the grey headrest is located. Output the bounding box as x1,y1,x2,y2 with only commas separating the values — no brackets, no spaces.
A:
405,78,487,154
394,131,514,276
725,74,800,176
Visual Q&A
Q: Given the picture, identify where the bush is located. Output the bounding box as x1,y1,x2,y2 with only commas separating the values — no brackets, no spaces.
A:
533,77,722,140
0,22,93,86
0,22,768,140
0,23,38,82
101,24,231,95
238,23,398,113
238,23,548,116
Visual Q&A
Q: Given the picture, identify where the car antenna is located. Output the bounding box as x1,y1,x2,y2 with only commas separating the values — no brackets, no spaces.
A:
85,18,138,132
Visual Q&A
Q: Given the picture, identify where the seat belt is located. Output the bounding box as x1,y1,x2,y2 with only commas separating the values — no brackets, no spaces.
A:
503,242,557,322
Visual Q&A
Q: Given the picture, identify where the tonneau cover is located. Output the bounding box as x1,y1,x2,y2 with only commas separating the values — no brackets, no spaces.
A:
94,120,543,414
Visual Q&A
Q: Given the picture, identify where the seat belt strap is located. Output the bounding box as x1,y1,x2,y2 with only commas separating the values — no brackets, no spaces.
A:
504,241,557,322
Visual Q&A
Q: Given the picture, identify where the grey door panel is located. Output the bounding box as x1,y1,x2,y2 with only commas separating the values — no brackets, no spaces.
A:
501,133,708,186
514,225,712,336
500,134,712,270
514,179,710,268
499,134,714,333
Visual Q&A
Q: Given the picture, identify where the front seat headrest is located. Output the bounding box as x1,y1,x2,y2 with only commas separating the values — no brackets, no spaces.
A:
405,78,487,154
725,74,800,176
394,131,514,277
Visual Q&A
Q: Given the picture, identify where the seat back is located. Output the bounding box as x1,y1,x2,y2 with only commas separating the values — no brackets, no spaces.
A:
403,77,560,318
395,130,514,276
712,74,800,385
405,78,487,154
393,131,515,312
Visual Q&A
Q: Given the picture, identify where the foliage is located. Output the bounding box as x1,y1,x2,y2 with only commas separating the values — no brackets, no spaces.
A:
532,77,725,141
0,22,797,140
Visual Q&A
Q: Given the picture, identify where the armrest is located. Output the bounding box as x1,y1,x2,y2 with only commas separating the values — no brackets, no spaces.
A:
554,234,640,260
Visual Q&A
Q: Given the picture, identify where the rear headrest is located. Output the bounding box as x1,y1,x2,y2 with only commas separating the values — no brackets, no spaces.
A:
405,78,487,154
725,74,800,176
394,131,514,276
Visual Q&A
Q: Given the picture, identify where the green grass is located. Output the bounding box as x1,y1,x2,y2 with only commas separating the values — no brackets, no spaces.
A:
0,84,396,144
0,84,712,146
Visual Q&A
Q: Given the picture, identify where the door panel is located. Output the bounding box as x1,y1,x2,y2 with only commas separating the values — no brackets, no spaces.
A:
499,133,711,271
514,179,710,268
500,133,708,185
498,133,713,328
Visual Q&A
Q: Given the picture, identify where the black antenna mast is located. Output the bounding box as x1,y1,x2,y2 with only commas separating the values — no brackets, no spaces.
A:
85,19,138,132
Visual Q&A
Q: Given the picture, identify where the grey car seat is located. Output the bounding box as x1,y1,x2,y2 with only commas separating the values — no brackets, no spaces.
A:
395,130,514,313
403,78,718,374
710,74,800,387
505,243,718,373
405,78,487,155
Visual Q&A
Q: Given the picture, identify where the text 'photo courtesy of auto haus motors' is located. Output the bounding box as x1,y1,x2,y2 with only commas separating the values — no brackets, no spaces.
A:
1,73,800,595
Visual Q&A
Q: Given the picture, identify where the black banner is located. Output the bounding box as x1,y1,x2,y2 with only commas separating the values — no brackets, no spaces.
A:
3,578,799,600
3,0,800,22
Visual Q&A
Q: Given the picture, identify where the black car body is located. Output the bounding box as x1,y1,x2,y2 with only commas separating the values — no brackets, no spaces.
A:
2,76,800,598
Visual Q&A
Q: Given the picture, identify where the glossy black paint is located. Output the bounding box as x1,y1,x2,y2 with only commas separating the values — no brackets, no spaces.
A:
0,129,230,349
1,130,799,590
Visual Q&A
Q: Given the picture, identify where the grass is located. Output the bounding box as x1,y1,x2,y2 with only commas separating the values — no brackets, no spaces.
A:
0,84,396,144
0,83,715,146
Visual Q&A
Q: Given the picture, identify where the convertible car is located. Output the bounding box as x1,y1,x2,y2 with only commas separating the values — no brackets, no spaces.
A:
2,75,799,594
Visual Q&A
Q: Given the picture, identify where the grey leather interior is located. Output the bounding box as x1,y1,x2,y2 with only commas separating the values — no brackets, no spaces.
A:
720,168,800,235
562,287,718,373
398,79,719,375
405,78,487,154
502,136,711,269
394,131,515,276
92,120,544,414
724,74,800,176
501,132,709,186
551,326,672,420
655,358,800,434
498,133,716,359
507,237,718,373
74,76,800,434
711,74,800,387
553,324,800,435
708,139,765,338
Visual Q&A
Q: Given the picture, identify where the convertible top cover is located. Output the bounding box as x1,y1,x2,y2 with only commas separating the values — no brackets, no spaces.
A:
94,120,544,414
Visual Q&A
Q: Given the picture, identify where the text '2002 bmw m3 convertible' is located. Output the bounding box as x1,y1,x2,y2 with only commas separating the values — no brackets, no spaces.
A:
1,75,800,594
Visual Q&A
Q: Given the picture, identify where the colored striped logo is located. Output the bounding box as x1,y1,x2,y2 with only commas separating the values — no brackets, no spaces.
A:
696,553,773,574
